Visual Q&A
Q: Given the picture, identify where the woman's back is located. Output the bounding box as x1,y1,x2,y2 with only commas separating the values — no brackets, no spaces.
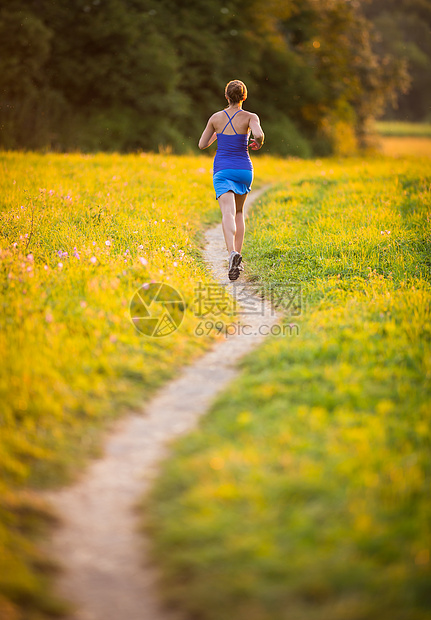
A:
211,109,252,135
213,110,252,174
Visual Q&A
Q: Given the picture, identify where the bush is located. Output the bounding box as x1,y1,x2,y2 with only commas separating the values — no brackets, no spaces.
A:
259,115,312,158
317,100,359,157
54,108,192,154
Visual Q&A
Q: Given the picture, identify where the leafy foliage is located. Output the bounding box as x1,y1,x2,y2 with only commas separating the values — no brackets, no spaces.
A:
0,0,411,153
363,0,431,122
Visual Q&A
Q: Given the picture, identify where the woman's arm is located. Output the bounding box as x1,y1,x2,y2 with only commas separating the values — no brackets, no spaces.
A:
249,113,264,150
198,117,217,149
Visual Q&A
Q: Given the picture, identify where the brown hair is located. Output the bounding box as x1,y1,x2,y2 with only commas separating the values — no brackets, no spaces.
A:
225,80,247,104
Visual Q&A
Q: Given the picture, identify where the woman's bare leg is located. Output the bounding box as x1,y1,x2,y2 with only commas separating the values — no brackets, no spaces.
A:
234,193,248,253
218,192,236,253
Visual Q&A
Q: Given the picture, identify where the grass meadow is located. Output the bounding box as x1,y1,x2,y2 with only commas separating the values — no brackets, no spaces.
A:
374,122,431,158
378,137,431,158
145,157,431,620
374,121,431,137
1,150,430,618
0,151,237,618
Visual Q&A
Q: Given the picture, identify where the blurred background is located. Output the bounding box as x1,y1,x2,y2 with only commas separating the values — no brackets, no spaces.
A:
0,0,429,155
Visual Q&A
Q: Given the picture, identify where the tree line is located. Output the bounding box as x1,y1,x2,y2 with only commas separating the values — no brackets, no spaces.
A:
0,0,427,155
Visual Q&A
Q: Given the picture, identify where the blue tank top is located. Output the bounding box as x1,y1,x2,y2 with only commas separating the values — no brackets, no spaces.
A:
213,110,253,174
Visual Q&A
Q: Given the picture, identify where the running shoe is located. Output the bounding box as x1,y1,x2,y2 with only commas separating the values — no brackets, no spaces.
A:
228,251,242,281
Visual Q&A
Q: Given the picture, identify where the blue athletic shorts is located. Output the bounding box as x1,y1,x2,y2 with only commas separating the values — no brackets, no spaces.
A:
213,168,253,200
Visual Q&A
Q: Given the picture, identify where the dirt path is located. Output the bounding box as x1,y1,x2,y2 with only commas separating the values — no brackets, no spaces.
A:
44,185,278,620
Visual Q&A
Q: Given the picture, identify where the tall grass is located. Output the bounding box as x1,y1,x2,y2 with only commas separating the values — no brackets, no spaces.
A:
0,151,232,618
146,157,431,620
2,152,430,619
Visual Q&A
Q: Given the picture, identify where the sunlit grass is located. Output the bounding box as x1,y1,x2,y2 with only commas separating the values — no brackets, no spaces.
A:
2,152,430,618
0,150,303,618
378,136,431,158
374,121,431,137
0,150,234,618
371,122,431,158
1,152,223,486
146,157,431,620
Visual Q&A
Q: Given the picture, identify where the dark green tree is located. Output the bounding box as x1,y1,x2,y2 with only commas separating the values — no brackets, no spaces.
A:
363,0,431,121
0,0,414,152
0,7,66,148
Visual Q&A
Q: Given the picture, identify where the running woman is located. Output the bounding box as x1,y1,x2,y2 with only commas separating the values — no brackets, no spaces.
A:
198,80,264,280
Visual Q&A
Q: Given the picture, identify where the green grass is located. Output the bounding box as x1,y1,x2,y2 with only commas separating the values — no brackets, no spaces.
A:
145,157,431,620
0,152,227,485
375,121,431,137
0,150,245,619
2,152,430,619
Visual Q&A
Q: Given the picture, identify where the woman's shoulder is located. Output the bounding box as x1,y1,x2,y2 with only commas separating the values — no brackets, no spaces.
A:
210,108,255,117
210,110,226,119
242,110,259,119
206,110,225,126
238,109,260,123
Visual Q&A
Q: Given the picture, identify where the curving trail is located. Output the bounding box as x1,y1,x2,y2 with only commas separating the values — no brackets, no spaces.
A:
44,185,278,620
